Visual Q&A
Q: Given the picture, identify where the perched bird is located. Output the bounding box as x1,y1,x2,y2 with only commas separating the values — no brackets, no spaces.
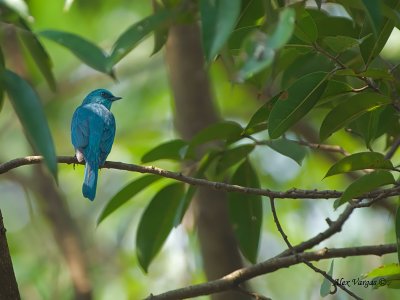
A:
71,89,121,201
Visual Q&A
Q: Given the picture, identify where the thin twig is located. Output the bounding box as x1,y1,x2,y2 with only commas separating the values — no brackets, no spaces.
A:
312,43,379,92
385,135,400,160
269,198,362,300
277,205,355,257
297,140,350,156
2,156,400,201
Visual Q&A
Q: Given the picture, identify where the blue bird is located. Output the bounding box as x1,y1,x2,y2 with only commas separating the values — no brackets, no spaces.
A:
71,89,121,201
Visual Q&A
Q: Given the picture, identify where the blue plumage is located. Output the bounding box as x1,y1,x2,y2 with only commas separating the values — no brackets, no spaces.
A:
71,89,121,201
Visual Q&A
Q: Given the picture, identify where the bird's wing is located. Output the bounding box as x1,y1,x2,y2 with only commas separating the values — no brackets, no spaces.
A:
71,107,89,150
99,113,116,165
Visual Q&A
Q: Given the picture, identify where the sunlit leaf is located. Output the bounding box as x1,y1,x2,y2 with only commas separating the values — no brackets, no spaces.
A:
4,70,57,180
320,260,334,297
320,92,391,141
269,72,328,139
141,139,187,163
151,0,169,55
365,263,400,289
200,0,241,62
111,9,174,65
325,152,394,178
228,160,262,263
39,30,112,76
334,170,395,209
136,183,184,272
97,175,162,225
216,144,255,174
265,138,307,165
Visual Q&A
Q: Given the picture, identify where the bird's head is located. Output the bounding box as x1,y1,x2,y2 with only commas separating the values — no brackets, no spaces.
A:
83,89,122,110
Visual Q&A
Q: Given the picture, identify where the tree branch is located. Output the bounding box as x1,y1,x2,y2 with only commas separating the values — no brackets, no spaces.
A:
144,244,396,300
2,156,400,200
269,197,362,300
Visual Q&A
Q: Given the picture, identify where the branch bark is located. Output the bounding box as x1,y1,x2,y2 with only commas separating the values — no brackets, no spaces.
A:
144,244,396,300
2,156,400,201
0,209,21,300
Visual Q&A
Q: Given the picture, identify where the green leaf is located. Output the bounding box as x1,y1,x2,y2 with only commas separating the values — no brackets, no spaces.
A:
315,16,360,38
17,20,56,91
141,139,187,163
269,72,328,139
200,0,241,62
236,31,274,82
97,175,162,225
216,144,255,174
365,263,400,289
244,93,281,135
0,49,4,111
4,70,57,180
350,108,384,149
360,0,400,65
265,138,307,165
111,9,174,65
136,183,184,272
228,160,262,263
151,0,169,55
174,185,196,227
189,121,243,148
320,92,391,141
334,170,395,209
236,8,295,81
319,80,353,103
320,260,334,297
325,152,394,178
323,36,360,53
366,263,400,279
396,205,400,264
39,30,112,76
236,0,265,28
294,9,318,43
268,8,296,49
174,150,222,226
362,0,383,36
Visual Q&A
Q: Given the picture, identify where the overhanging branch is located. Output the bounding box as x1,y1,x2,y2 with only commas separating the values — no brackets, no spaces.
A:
1,155,400,200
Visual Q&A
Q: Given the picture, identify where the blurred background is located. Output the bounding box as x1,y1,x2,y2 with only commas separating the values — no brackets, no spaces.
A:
1,0,400,299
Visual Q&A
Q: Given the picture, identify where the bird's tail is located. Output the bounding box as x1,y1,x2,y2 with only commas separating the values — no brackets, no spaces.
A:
82,162,98,201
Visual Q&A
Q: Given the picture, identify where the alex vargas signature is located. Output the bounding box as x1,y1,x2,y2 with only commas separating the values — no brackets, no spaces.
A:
335,277,386,288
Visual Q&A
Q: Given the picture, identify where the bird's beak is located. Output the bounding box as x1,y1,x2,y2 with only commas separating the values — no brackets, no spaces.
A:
112,96,122,101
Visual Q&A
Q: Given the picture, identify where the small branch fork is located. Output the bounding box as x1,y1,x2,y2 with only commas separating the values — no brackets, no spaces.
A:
269,197,362,300
1,155,398,299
